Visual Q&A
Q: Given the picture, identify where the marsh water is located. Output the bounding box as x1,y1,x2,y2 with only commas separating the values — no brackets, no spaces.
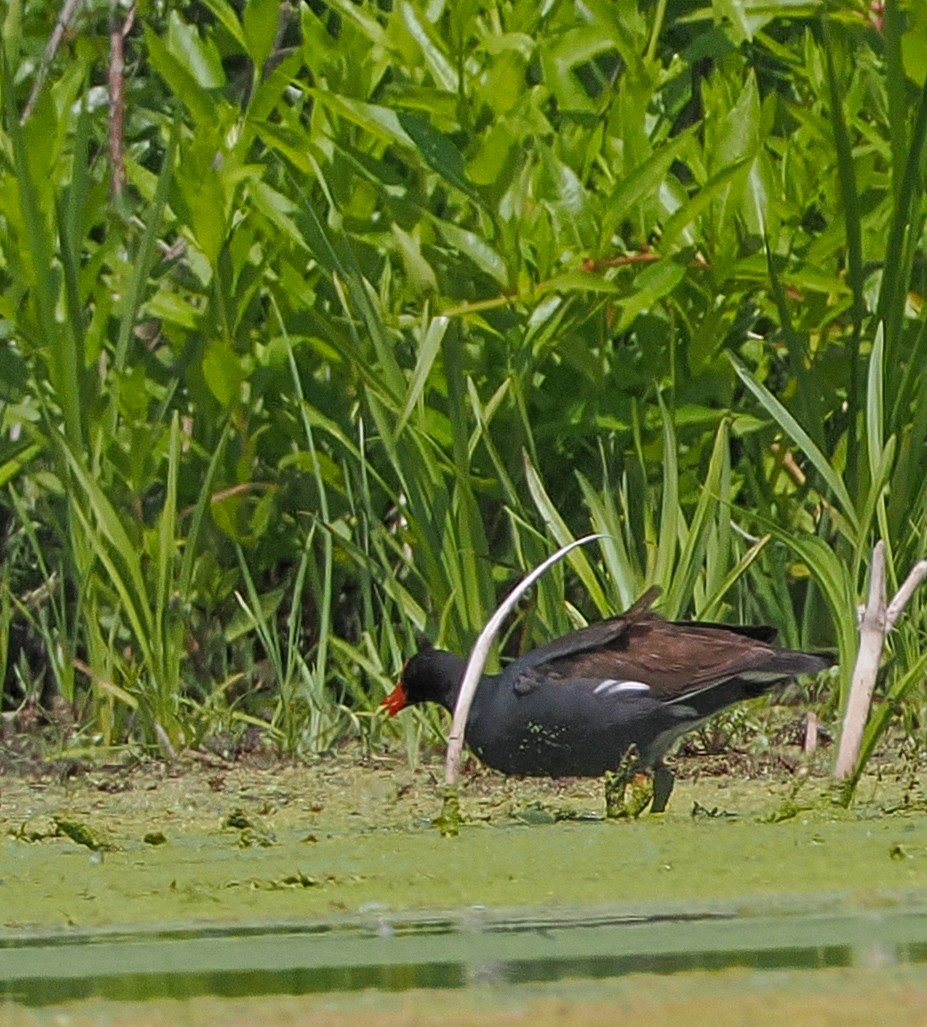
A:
2,754,927,1023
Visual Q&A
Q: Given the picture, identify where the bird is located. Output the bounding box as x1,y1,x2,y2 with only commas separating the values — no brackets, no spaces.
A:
381,587,833,817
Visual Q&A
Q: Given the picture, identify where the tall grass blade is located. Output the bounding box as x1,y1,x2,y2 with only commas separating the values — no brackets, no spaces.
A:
729,353,859,536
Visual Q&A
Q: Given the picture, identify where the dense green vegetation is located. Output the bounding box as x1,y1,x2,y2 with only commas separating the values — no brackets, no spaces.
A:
1,0,925,784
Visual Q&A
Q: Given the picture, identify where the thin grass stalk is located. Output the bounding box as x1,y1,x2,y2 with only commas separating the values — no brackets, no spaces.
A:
864,326,891,564
699,534,770,620
822,25,864,354
284,338,335,743
877,75,927,357
0,565,10,700
729,353,859,539
577,468,640,608
58,101,91,384
106,117,179,439
882,0,907,203
653,393,679,590
442,321,495,634
664,420,727,618
153,415,181,713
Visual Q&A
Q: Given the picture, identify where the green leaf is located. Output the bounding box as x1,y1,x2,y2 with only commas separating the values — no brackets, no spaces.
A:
616,259,687,332
665,419,729,618
197,0,247,49
310,90,414,148
398,0,457,91
539,145,597,251
765,528,856,704
660,159,750,251
396,316,449,435
603,128,696,238
0,441,41,488
397,111,482,206
540,26,617,113
866,324,885,485
202,339,246,407
243,0,280,68
145,28,219,124
536,272,621,297
167,10,226,88
0,342,28,401
430,216,509,287
824,28,864,338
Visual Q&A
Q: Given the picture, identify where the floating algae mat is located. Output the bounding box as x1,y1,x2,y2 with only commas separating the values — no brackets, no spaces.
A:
1,756,927,1013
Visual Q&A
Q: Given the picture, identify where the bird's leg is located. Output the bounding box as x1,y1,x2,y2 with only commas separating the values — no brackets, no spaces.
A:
651,762,675,814
604,744,654,820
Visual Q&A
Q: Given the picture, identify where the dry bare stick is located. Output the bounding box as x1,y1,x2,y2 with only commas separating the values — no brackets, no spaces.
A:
437,534,605,833
21,0,84,124
834,541,887,781
835,541,927,780
803,712,818,757
886,559,927,627
153,720,178,763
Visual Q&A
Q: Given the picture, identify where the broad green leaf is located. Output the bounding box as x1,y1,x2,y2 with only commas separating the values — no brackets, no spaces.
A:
198,0,247,49
250,179,309,251
660,159,750,251
540,26,618,113
145,28,219,124
243,0,280,68
0,441,41,488
430,216,509,287
866,324,885,484
166,10,226,88
535,272,621,297
397,111,481,206
399,0,457,91
202,339,246,407
310,90,414,148
539,146,597,251
603,128,696,237
616,259,687,332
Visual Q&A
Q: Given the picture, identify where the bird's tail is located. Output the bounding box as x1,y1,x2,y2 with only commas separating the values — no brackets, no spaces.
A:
671,648,834,714
739,648,835,685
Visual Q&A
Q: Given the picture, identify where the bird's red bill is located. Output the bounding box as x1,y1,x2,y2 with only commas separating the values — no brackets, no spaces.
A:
381,682,408,716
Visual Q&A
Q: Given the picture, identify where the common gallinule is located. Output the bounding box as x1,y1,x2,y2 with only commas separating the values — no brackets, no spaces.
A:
382,588,833,816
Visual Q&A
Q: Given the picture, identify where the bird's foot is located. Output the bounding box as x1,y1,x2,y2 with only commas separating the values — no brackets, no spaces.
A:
434,786,461,837
651,763,675,814
604,745,654,820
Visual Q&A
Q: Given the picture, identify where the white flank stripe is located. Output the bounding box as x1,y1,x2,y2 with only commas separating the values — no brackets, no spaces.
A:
594,679,651,696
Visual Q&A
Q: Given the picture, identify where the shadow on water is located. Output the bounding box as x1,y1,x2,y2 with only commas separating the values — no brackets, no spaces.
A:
4,902,927,1007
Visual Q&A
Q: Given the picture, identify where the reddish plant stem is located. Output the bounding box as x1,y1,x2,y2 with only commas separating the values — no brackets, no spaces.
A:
21,0,84,124
108,1,136,199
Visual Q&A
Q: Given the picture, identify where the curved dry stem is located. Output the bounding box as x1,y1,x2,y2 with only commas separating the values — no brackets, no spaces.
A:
835,542,927,783
443,533,606,790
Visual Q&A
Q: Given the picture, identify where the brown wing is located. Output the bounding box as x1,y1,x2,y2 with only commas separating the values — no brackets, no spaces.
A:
508,586,661,675
546,618,784,699
523,609,788,702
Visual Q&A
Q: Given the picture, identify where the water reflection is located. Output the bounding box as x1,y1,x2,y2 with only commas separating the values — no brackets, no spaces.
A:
3,908,927,1007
